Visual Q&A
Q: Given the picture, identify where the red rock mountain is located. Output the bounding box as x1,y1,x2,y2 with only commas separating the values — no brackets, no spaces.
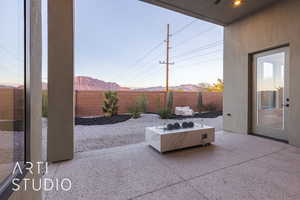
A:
34,76,207,91
134,84,206,92
74,76,130,91
0,85,15,88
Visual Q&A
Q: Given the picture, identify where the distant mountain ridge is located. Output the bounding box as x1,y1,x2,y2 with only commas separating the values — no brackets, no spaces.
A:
75,76,130,91
0,83,22,88
0,85,15,88
74,76,205,91
134,84,205,92
0,76,206,92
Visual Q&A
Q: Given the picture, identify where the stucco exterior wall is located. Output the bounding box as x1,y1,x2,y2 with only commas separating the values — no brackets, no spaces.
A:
47,0,74,162
223,0,300,146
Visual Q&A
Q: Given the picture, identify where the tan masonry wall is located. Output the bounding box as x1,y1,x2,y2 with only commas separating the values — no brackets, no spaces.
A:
0,88,223,119
172,91,223,113
0,88,24,121
75,90,223,117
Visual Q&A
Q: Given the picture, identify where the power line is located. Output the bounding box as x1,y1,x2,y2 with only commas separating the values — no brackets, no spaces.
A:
131,41,164,66
128,50,222,88
129,42,221,87
131,56,223,87
133,67,159,84
128,64,163,86
127,55,223,88
172,40,223,59
159,24,174,92
118,21,220,88
174,26,216,48
117,20,200,82
174,49,222,64
134,19,198,63
131,56,223,88
118,53,162,84
171,19,198,36
173,40,223,58
112,40,164,79
122,20,199,79
156,20,199,91
174,57,223,69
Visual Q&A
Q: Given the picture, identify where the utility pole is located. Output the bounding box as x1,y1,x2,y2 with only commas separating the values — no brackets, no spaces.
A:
160,24,174,93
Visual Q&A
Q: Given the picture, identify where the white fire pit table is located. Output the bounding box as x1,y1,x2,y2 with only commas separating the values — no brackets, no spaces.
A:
145,124,215,153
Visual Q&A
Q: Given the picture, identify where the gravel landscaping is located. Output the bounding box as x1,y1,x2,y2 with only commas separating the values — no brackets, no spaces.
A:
42,114,223,160
74,114,222,152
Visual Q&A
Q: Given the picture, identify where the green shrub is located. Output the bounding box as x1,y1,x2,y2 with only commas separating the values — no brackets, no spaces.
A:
155,96,162,112
205,103,217,112
128,105,141,119
158,108,172,119
167,91,173,111
102,91,119,117
42,91,48,118
128,95,148,119
137,94,148,113
197,92,204,112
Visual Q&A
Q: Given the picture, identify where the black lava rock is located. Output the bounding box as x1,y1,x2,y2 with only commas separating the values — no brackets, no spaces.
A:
167,124,174,130
187,122,194,128
182,122,189,128
173,122,181,129
75,115,131,126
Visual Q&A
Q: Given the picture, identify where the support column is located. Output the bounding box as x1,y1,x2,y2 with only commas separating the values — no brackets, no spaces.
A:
48,0,74,162
19,0,43,199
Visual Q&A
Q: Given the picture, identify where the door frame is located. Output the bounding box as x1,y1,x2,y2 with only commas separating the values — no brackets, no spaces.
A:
249,45,290,142
0,0,32,199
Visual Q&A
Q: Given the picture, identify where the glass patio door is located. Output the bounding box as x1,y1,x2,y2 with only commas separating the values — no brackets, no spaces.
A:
252,47,289,141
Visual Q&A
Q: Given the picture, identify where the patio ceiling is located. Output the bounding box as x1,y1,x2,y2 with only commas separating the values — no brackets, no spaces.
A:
141,0,281,26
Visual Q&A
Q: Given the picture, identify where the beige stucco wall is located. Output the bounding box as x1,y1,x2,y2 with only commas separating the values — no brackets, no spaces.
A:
223,0,300,146
47,0,74,162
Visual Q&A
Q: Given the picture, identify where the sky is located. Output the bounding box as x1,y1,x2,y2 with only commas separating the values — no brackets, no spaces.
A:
43,0,224,88
0,0,24,85
0,0,223,88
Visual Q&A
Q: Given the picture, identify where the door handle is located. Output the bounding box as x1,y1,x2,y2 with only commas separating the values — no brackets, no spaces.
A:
282,104,290,107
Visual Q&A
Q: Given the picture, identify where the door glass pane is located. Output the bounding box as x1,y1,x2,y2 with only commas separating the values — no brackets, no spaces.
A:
0,0,25,184
256,52,285,129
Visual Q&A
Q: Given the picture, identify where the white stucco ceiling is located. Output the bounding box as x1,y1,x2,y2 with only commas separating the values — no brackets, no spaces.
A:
141,0,281,26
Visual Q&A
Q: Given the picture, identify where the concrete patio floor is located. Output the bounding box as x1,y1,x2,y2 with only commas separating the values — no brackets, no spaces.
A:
44,131,300,200
42,115,223,160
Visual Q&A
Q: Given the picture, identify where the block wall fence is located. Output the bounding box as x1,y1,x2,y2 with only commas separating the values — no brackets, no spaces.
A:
0,88,223,120
0,88,24,121
75,90,223,117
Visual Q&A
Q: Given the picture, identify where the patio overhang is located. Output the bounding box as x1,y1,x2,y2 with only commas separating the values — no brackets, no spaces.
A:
140,0,281,26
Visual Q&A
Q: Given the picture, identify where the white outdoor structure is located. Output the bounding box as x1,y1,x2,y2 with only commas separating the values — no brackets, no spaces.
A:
146,124,215,153
175,106,194,116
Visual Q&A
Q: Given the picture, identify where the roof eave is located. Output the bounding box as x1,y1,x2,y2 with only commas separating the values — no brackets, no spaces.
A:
140,0,228,26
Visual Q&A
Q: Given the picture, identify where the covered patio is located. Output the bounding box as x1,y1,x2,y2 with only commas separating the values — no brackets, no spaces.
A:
43,0,300,199
4,0,300,200
47,0,300,163
44,131,300,200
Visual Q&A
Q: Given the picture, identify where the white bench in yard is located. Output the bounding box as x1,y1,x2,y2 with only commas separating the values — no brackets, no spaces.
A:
175,106,194,116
